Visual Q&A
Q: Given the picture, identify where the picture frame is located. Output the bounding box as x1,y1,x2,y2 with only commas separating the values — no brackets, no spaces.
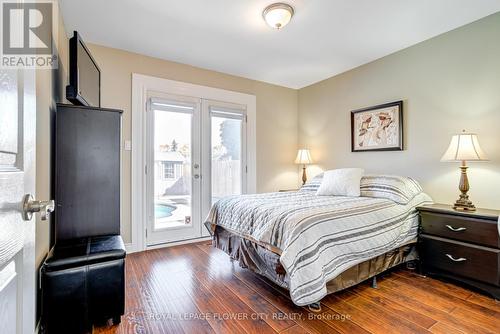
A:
351,100,403,152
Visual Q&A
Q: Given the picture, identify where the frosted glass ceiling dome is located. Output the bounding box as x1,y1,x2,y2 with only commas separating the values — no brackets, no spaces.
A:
262,3,294,30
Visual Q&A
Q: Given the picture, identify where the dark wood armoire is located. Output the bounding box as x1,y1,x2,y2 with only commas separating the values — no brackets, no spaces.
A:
55,103,122,240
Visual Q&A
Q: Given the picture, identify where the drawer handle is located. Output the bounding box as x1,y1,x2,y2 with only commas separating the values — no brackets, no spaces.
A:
445,225,467,232
445,254,467,262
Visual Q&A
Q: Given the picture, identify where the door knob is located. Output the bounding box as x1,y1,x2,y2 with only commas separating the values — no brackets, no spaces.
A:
194,174,200,179
22,194,55,221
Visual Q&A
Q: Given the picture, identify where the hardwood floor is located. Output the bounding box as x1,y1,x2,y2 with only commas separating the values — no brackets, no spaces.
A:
94,242,500,334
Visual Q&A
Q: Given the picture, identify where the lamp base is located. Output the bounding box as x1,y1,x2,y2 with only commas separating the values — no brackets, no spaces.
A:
302,166,307,185
453,163,476,212
453,196,476,212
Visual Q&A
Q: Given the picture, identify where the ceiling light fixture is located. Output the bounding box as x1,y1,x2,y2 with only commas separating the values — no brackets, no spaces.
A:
262,3,294,30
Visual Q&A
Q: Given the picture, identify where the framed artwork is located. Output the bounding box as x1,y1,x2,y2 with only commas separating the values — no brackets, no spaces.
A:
351,101,403,152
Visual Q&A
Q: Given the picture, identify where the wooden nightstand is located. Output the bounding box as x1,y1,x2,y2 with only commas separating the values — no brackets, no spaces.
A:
417,204,500,299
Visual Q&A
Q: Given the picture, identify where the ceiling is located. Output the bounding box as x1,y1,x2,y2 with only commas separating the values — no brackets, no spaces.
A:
59,0,500,89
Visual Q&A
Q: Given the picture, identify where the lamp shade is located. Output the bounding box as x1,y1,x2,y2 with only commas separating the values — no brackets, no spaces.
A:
295,149,313,164
441,131,489,162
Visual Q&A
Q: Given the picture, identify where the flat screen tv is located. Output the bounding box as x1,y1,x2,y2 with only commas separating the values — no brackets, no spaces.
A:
66,31,101,107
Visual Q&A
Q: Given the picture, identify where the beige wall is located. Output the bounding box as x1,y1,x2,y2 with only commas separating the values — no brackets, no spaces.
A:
36,10,500,262
35,10,69,266
298,13,500,209
84,44,299,243
36,22,298,259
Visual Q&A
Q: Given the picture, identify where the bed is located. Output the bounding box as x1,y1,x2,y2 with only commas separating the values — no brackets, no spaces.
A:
205,174,432,307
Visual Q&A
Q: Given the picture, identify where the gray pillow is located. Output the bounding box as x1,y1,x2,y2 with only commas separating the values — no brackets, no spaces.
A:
360,174,423,204
300,173,423,205
299,173,324,192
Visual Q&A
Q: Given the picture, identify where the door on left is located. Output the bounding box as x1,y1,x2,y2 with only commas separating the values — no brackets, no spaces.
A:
0,66,51,333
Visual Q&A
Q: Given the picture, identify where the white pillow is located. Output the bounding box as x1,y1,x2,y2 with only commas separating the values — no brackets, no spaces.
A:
316,168,365,197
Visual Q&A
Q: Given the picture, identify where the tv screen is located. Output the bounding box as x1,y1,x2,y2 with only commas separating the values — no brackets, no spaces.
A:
66,31,101,107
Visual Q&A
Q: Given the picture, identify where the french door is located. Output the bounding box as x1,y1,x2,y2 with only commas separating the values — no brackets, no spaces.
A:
146,94,246,246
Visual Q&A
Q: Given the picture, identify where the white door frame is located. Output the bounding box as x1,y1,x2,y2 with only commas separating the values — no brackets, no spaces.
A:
131,74,256,252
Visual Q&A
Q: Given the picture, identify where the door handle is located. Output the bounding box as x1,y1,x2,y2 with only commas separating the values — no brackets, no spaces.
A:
445,254,467,262
445,225,467,232
22,194,55,221
193,174,200,179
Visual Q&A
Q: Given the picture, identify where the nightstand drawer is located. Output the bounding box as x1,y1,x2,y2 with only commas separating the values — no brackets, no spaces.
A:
420,211,499,248
420,235,500,285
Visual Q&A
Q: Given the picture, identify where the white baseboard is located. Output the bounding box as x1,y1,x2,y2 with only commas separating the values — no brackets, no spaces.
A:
124,242,137,253
146,237,212,251
125,236,211,254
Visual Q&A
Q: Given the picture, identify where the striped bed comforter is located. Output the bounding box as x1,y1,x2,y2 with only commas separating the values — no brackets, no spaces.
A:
205,191,432,306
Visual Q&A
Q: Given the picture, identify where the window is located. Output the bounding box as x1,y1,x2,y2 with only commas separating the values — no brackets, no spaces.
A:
210,112,245,204
163,162,175,179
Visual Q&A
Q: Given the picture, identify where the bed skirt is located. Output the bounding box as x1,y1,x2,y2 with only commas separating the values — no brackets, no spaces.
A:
213,225,418,295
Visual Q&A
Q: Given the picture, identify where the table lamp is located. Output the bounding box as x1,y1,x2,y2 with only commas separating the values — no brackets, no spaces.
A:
441,130,488,211
295,149,313,185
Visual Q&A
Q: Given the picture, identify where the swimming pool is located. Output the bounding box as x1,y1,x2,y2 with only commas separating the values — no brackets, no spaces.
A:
155,204,176,218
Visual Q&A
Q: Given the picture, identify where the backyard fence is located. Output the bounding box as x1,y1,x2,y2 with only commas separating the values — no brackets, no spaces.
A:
212,160,241,199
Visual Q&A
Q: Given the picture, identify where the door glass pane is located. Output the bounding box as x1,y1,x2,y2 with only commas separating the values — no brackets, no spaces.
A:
154,109,192,229
0,70,19,168
211,116,242,204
